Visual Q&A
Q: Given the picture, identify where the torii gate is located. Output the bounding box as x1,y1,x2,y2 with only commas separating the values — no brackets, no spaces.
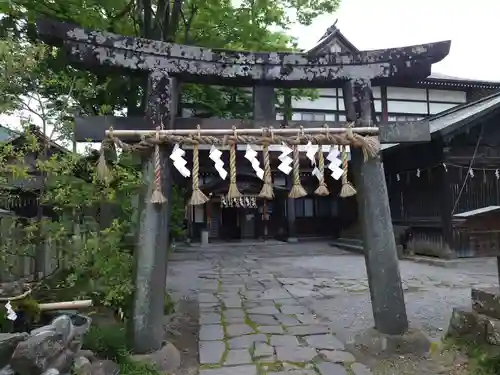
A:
36,18,450,354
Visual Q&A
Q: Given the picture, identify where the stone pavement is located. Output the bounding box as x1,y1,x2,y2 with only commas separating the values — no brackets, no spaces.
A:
166,242,499,374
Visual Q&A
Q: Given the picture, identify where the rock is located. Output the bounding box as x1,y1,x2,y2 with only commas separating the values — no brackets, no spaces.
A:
75,350,96,362
129,342,180,372
0,365,15,375
0,333,28,367
484,316,500,345
472,288,500,319
446,307,486,342
0,282,24,298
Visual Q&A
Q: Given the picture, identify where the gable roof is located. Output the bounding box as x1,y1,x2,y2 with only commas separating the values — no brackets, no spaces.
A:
382,90,500,151
308,23,500,89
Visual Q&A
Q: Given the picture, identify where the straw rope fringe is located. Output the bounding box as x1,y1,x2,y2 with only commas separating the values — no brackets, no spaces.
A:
289,143,307,199
150,127,167,204
339,144,357,198
314,147,329,196
259,141,274,199
189,141,209,205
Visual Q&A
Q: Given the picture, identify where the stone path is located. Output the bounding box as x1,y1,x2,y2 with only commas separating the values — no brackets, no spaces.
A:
166,242,499,374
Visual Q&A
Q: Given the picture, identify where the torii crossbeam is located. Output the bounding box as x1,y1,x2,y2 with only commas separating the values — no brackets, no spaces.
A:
36,17,451,355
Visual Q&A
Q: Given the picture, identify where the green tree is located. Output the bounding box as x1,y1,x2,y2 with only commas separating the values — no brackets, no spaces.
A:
0,0,338,119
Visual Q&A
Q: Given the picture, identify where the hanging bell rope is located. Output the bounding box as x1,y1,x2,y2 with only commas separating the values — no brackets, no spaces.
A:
226,126,241,199
314,144,329,196
150,126,167,204
189,126,209,206
289,129,307,199
339,143,356,198
259,128,274,199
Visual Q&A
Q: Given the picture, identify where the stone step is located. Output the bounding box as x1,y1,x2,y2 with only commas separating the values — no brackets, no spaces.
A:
330,238,363,254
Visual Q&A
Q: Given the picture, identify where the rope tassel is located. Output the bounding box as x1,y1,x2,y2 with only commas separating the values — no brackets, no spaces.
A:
314,146,329,196
259,141,274,199
339,144,356,198
288,143,307,199
150,127,167,204
189,140,209,205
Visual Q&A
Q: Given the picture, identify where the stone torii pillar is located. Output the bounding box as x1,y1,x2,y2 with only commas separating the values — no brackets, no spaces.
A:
343,79,408,335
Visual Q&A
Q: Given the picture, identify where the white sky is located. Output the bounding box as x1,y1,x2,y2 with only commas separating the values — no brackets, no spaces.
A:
291,0,500,81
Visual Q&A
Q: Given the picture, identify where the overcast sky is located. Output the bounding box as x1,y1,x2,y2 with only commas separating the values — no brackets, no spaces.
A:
291,0,499,82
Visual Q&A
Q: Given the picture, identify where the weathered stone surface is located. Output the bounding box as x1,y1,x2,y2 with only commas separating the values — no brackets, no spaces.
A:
200,313,221,325
85,360,121,375
199,341,225,364
199,325,224,341
199,365,258,375
199,293,218,304
268,371,317,375
254,343,274,358
228,334,267,349
320,350,355,363
225,309,246,318
275,347,317,362
275,314,300,326
472,288,500,319
484,316,500,345
247,306,280,315
224,349,252,365
287,325,330,336
305,334,344,350
226,324,254,337
351,362,373,375
259,325,285,334
248,315,278,325
316,362,349,375
281,305,310,314
446,307,486,342
0,333,28,367
270,335,300,347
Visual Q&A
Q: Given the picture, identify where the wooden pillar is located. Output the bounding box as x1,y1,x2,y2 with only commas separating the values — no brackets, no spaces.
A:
440,146,454,254
131,71,176,354
283,90,297,242
253,85,276,241
344,79,409,336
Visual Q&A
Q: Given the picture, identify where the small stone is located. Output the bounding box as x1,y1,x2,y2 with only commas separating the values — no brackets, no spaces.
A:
199,325,224,341
351,363,372,375
317,362,348,375
199,365,258,375
275,346,317,362
227,324,254,337
320,350,355,363
199,341,225,364
270,335,300,347
305,334,344,350
247,306,280,315
254,343,274,358
225,349,252,365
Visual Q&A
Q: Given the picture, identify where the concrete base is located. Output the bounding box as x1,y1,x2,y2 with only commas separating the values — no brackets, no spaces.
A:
287,237,298,243
346,328,431,358
129,342,181,373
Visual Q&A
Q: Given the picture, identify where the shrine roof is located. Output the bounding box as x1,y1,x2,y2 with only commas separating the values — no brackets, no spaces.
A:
453,206,500,218
309,22,500,89
36,18,450,88
382,90,500,151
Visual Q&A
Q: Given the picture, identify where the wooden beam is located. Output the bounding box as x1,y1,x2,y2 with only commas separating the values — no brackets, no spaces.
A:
74,116,430,144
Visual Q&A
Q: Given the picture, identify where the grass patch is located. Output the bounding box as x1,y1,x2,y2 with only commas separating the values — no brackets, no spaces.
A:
82,323,162,375
444,338,500,375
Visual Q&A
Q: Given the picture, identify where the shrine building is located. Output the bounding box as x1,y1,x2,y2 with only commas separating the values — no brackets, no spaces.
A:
182,23,500,259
